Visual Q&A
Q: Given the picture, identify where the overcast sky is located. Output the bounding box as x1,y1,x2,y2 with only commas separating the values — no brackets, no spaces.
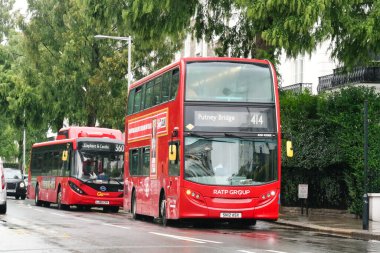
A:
13,0,28,16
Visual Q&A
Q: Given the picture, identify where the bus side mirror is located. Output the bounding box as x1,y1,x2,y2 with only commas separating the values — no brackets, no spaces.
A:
169,144,177,161
62,151,68,161
286,141,293,158
172,127,179,138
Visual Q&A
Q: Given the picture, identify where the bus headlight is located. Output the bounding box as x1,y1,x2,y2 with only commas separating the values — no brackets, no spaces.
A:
260,190,277,203
185,189,206,205
69,181,86,195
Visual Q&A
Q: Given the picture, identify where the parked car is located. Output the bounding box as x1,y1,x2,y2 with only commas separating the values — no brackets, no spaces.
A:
4,168,26,200
0,162,7,214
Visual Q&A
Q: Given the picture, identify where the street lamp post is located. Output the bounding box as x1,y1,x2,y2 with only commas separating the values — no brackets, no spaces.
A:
363,100,369,230
22,109,26,174
94,35,132,88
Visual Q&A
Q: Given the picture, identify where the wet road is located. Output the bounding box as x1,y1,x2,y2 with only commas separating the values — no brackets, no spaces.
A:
0,198,379,253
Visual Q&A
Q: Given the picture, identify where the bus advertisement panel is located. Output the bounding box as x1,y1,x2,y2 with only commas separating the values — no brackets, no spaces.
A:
27,127,124,212
124,57,281,225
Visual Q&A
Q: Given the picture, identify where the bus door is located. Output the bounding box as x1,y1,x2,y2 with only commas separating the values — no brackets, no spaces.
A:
130,148,143,214
130,147,150,215
167,141,180,218
140,147,151,214
42,151,58,202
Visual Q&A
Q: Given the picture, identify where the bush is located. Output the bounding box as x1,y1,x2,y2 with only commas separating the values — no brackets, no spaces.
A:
280,87,380,214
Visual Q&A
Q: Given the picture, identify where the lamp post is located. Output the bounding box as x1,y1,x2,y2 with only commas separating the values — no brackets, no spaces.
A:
363,100,369,230
94,35,132,88
22,109,26,174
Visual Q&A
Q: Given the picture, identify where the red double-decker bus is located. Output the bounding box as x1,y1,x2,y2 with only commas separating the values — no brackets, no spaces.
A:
27,127,124,212
124,57,282,225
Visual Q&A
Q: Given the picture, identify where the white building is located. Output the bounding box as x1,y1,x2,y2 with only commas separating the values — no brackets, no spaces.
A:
278,41,338,94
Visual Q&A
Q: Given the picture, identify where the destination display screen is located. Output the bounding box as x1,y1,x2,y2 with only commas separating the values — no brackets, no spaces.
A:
78,142,124,153
185,106,275,133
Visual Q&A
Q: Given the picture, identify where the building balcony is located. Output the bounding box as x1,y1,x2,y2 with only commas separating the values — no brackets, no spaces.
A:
281,83,312,93
318,66,380,93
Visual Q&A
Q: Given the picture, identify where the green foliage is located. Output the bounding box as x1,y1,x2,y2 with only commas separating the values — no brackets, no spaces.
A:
281,87,380,214
0,0,15,42
0,118,18,161
123,0,380,68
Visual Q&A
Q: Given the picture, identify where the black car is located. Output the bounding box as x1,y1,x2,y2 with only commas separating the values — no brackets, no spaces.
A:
4,168,26,200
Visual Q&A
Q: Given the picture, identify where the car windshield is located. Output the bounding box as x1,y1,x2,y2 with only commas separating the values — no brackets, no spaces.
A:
184,137,278,186
4,168,22,180
73,150,124,183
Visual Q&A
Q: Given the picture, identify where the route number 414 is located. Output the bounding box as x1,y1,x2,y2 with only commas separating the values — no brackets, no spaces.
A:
251,114,263,126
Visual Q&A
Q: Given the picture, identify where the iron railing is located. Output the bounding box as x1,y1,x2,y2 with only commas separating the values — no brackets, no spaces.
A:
280,83,312,93
318,66,380,93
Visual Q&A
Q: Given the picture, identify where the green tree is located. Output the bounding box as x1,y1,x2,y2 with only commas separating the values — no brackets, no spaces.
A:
16,0,183,130
323,87,380,214
281,87,380,214
0,0,15,42
125,0,380,68
280,90,349,209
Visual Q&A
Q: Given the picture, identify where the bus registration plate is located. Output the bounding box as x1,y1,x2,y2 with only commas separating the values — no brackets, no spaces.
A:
95,200,109,205
220,212,242,218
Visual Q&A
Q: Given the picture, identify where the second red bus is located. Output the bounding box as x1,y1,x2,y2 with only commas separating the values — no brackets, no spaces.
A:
28,127,124,212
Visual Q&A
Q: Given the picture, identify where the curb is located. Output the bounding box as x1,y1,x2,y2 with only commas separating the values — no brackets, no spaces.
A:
274,219,380,241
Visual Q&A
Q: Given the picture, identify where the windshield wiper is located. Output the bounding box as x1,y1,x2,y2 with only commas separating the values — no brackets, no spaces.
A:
82,177,96,183
224,133,240,138
187,132,235,143
108,177,123,186
224,133,254,140
186,132,210,139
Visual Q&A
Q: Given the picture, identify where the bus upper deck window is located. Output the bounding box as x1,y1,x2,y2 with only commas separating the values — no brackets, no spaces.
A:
170,69,179,100
161,72,170,102
127,89,135,115
133,86,143,113
153,76,162,105
144,81,154,109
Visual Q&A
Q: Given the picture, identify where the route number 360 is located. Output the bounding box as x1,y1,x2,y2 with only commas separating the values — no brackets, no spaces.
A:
115,144,124,152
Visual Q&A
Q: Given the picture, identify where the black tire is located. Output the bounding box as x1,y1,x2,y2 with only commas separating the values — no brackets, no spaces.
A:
57,188,69,210
15,195,20,200
110,206,119,213
131,191,137,219
21,195,26,200
159,194,167,226
77,205,91,211
35,185,42,206
230,219,256,228
0,203,6,214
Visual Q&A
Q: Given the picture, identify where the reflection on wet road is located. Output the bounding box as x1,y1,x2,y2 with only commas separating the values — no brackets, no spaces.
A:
0,198,379,253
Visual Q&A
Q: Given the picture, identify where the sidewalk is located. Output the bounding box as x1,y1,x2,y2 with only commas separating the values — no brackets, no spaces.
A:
275,207,380,241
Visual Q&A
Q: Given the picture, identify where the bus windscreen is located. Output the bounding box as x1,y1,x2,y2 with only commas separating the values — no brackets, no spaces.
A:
185,62,274,102
184,137,277,186
74,142,124,182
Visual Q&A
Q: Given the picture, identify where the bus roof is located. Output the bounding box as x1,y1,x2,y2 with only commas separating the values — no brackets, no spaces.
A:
56,127,123,140
129,57,271,89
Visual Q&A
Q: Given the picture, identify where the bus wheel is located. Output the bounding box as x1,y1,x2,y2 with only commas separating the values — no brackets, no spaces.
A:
104,206,119,213
77,205,91,211
159,195,167,226
0,202,6,214
109,206,119,213
57,188,68,210
35,185,42,206
131,191,137,219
